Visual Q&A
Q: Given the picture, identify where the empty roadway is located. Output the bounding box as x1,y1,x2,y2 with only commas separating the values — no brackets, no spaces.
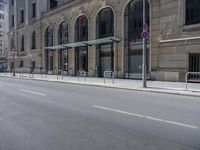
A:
0,77,200,150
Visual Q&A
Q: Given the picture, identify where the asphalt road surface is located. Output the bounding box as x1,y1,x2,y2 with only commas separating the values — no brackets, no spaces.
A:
0,77,200,150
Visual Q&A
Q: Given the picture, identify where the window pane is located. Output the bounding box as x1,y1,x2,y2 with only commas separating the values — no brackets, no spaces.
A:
186,0,200,25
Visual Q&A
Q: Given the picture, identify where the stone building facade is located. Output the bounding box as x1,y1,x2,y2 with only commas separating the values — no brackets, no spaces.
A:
7,0,200,81
0,0,8,71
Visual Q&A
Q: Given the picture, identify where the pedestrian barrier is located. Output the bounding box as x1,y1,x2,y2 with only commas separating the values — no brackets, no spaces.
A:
29,70,35,78
3,67,7,75
104,71,114,84
78,70,87,82
40,69,46,78
63,71,68,76
57,70,64,80
19,68,25,78
185,72,200,90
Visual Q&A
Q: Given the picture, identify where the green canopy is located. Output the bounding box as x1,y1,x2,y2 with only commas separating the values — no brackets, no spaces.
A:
45,37,121,50
0,46,6,49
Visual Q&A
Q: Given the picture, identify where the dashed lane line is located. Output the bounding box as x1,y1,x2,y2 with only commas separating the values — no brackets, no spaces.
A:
19,89,47,97
93,105,199,130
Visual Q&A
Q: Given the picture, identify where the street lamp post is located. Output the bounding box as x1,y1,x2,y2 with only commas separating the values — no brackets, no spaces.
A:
142,0,147,88
12,51,15,76
9,31,17,76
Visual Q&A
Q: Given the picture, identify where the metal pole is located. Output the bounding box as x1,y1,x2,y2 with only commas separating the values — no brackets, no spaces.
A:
116,43,119,78
142,0,147,88
186,72,188,91
13,53,15,76
62,50,64,80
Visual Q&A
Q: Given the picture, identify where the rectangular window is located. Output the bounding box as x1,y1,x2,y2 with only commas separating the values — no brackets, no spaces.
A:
32,3,36,18
19,61,23,68
32,31,36,49
0,4,4,10
11,0,14,6
1,49,4,55
0,40,4,46
11,15,14,27
50,0,58,9
189,53,200,72
21,35,24,51
0,31,5,37
0,13,4,19
31,61,35,70
0,0,7,3
10,62,14,69
186,0,200,25
20,10,24,23
0,22,5,28
10,38,14,48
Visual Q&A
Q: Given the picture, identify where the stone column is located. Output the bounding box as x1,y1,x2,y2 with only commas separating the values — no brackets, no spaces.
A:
68,20,75,76
114,7,123,78
36,0,41,20
68,48,75,76
25,0,29,25
88,15,96,77
14,0,17,30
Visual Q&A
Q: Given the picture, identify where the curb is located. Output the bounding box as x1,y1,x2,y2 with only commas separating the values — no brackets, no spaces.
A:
1,75,200,97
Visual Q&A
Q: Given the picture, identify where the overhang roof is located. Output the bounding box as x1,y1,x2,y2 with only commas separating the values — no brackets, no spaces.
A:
45,37,121,50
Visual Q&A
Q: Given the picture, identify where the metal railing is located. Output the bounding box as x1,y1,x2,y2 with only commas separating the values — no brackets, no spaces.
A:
57,70,64,80
185,72,200,90
40,69,46,78
78,70,87,82
19,68,26,78
29,69,35,78
104,71,114,84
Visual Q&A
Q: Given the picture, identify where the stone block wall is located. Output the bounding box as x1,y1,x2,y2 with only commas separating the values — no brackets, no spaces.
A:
7,0,200,82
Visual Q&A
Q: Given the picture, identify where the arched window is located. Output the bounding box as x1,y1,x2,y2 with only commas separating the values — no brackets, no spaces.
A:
75,15,88,73
45,26,53,47
186,0,200,25
96,8,114,77
58,22,68,45
75,15,88,42
32,31,36,49
58,22,68,71
45,26,53,71
96,8,114,38
124,0,149,78
21,35,24,51
125,0,149,42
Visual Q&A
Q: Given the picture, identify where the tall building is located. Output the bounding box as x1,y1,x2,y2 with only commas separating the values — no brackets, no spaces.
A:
7,0,200,81
0,0,8,72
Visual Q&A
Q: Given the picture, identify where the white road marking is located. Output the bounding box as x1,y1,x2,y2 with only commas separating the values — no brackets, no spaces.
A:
93,105,199,130
93,105,144,118
19,89,46,97
145,116,198,129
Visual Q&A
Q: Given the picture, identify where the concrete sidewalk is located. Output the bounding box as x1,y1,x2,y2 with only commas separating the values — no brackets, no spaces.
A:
0,72,200,97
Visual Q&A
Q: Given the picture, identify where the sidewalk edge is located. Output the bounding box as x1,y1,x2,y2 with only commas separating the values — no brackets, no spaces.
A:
1,75,200,97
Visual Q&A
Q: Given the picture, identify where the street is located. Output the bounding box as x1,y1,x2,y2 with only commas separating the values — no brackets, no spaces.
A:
0,77,200,150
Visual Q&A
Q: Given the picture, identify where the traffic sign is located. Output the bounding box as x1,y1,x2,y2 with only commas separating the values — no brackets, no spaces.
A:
141,23,149,39
141,31,149,40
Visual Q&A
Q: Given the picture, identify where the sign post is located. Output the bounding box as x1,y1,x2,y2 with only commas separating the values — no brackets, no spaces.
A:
11,47,17,76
